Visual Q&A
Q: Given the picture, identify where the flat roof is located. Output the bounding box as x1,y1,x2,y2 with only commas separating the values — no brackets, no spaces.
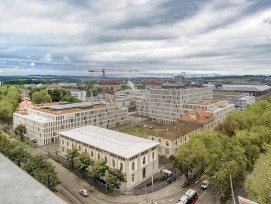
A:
213,91,245,96
0,153,66,204
187,99,224,106
147,121,202,140
215,85,271,92
59,125,160,159
31,104,117,115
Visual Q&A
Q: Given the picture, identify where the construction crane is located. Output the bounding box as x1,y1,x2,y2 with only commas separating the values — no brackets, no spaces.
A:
88,69,138,101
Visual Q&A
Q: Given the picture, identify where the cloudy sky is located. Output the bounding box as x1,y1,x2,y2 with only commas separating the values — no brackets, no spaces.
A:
0,0,271,76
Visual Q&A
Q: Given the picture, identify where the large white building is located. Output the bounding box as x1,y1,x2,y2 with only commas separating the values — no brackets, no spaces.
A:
58,125,160,191
137,87,214,124
213,92,255,111
13,102,128,146
71,90,87,100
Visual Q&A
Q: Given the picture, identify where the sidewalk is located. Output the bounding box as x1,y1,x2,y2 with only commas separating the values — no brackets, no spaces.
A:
50,158,186,204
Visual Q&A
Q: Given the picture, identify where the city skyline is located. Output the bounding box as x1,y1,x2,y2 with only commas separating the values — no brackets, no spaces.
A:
1,0,271,76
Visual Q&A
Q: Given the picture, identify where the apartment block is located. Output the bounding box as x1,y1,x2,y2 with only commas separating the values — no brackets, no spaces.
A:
137,87,213,124
71,90,87,100
13,102,128,146
59,125,160,191
213,92,255,111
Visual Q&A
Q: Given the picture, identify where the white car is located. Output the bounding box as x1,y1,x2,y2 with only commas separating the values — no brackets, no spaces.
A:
201,180,209,189
79,189,89,197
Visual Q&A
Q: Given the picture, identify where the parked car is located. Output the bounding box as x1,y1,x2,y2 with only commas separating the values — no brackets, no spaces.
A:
201,180,209,189
79,189,89,197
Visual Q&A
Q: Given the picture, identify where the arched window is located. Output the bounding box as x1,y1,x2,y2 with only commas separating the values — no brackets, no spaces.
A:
112,159,115,167
158,139,161,143
151,137,154,141
79,145,81,151
166,141,169,146
152,152,154,159
132,162,135,171
85,149,87,153
143,157,146,165
132,174,134,182
105,156,107,163
91,151,93,157
98,154,100,160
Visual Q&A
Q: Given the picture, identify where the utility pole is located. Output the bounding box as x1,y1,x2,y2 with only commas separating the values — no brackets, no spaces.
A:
230,174,236,204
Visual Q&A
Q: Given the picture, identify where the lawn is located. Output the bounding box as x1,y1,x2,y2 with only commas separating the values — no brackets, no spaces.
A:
119,126,150,138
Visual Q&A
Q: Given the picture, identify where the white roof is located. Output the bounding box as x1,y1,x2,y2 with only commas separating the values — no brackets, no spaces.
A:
21,114,53,124
59,125,160,159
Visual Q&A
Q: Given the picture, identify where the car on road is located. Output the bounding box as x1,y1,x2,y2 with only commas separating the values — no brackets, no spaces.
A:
201,180,209,189
79,189,89,197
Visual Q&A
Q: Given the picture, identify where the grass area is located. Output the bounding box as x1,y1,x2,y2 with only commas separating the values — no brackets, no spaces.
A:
119,126,150,138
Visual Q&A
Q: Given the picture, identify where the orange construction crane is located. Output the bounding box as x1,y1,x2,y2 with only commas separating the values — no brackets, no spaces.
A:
88,69,138,101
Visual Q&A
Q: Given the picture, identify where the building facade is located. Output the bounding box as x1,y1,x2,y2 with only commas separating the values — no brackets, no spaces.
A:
58,125,160,191
136,87,213,124
13,102,128,146
213,92,255,111
71,90,87,100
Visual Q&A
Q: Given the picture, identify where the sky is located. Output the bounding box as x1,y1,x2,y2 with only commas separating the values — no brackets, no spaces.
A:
0,0,271,76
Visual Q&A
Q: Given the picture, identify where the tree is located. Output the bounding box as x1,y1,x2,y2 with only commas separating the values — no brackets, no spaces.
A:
23,155,60,191
0,100,14,125
32,90,52,104
245,147,271,203
8,144,30,167
105,169,126,189
14,124,27,141
89,160,109,178
66,147,79,168
214,122,237,137
75,152,92,171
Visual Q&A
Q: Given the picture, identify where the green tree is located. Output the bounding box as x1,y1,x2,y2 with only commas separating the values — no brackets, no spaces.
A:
32,90,52,104
14,124,27,141
23,155,60,191
245,147,271,203
89,160,109,178
9,144,30,167
66,147,79,168
0,100,14,125
75,152,92,171
105,169,126,189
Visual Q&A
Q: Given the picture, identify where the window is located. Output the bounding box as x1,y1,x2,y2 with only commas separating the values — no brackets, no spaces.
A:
143,168,146,178
132,162,135,171
79,145,81,151
151,137,154,141
120,163,123,171
62,147,64,152
166,141,169,146
158,139,161,142
98,154,100,160
85,149,87,153
152,152,154,159
143,157,146,165
112,159,115,167
105,156,107,163
62,139,64,145
67,141,69,146
91,151,93,157
132,174,134,182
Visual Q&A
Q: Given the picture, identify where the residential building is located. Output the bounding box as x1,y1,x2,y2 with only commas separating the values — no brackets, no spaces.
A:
136,87,213,124
0,153,65,204
213,92,255,111
0,80,3,86
71,90,87,100
145,100,234,158
13,102,128,146
58,125,160,190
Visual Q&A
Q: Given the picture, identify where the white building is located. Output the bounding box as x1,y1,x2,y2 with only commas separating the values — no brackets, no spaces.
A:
58,125,160,191
0,81,3,86
213,92,255,111
13,102,128,146
71,90,87,100
137,87,214,124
